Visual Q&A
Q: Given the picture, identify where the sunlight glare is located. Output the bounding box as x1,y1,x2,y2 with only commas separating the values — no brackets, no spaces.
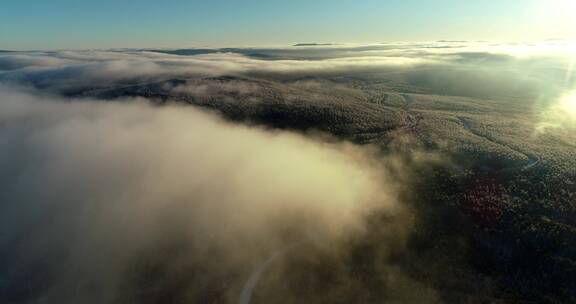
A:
559,90,576,117
536,0,576,39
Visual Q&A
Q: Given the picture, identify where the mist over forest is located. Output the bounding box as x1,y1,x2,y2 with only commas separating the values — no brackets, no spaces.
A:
0,41,575,303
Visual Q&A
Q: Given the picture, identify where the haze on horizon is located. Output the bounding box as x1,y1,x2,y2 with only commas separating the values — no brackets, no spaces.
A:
1,0,576,50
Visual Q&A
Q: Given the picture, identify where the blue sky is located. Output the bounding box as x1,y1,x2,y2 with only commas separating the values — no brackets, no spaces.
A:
0,0,572,50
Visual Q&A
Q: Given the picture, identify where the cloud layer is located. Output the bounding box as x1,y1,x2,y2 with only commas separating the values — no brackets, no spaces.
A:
1,41,573,100
0,88,426,303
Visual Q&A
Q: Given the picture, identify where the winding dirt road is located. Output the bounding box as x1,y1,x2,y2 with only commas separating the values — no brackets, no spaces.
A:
238,251,284,304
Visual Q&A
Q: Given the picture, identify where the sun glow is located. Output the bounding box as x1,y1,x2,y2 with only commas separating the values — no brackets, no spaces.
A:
548,0,576,23
558,90,576,117
538,90,576,132
535,0,576,39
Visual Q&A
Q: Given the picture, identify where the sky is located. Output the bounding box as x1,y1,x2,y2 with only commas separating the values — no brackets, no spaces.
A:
0,0,575,50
